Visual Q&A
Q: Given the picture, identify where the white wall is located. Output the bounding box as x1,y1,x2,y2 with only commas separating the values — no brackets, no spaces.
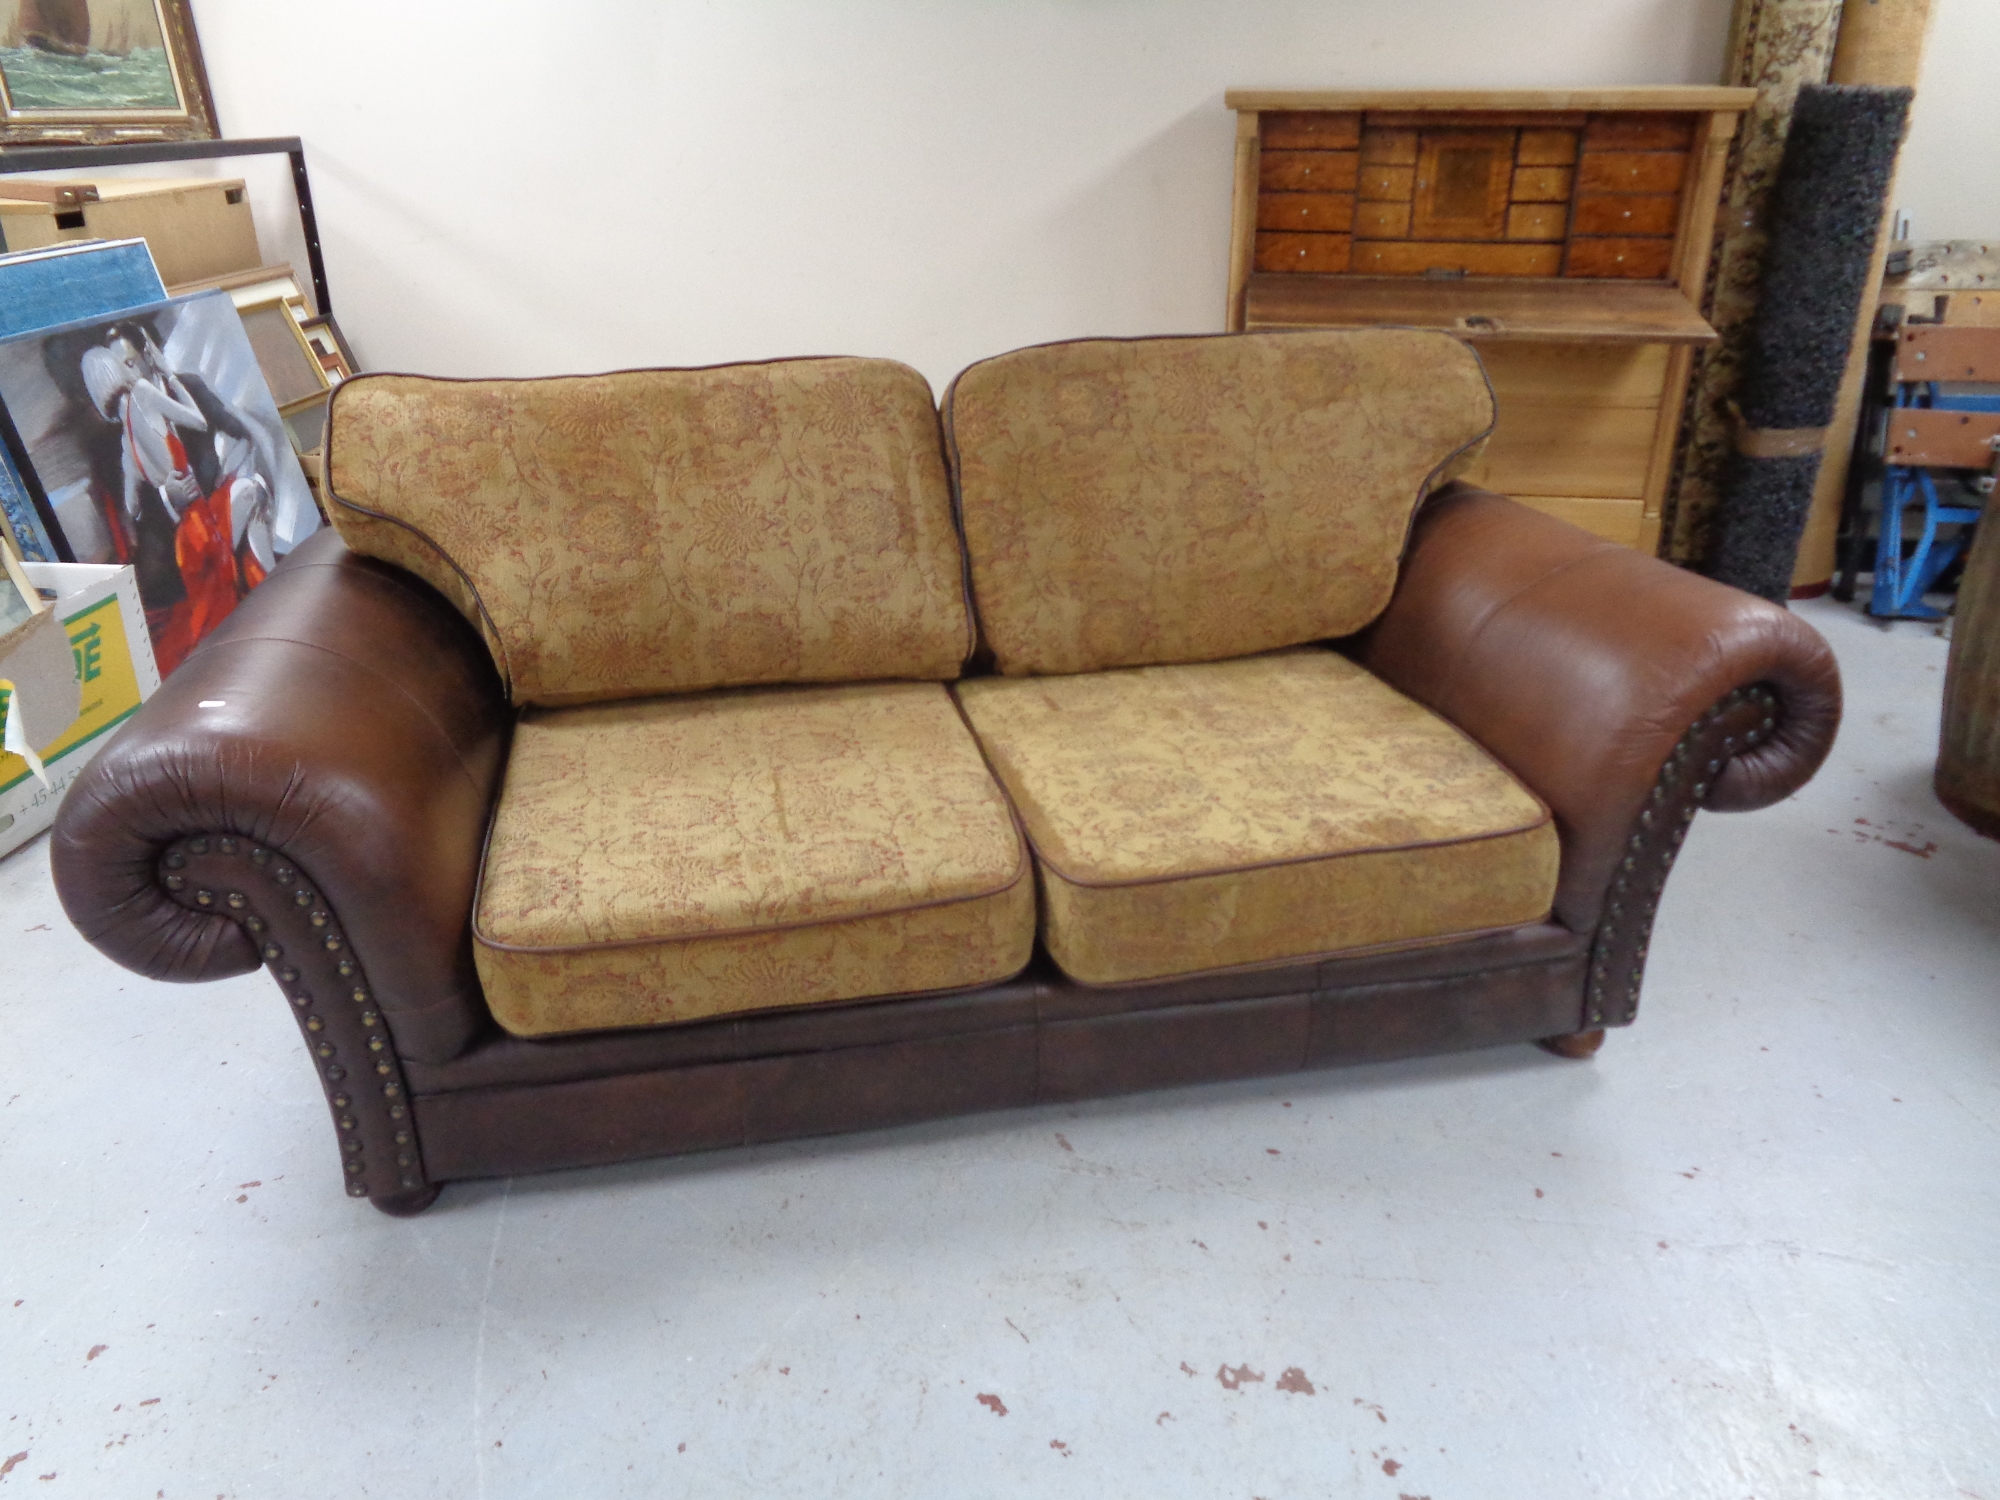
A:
1894,0,2000,244
184,0,1733,390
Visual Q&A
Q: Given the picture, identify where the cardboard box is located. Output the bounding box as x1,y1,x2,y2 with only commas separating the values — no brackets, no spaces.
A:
0,178,261,289
0,563,160,859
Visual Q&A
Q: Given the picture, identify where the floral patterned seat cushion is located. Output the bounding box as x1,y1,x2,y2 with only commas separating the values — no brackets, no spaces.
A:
944,330,1494,677
325,359,974,707
474,680,1034,1035
954,649,1558,985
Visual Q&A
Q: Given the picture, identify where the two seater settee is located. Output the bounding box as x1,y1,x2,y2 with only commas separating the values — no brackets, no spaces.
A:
51,329,1842,1215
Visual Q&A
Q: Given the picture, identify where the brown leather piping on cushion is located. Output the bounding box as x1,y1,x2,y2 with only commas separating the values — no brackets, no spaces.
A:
1356,483,1842,935
51,531,510,1067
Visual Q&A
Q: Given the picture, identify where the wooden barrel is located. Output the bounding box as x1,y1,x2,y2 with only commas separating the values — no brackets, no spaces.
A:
1938,512,2000,838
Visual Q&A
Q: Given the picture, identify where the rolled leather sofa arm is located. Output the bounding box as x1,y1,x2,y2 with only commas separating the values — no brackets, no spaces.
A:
51,530,510,1065
1357,484,1842,936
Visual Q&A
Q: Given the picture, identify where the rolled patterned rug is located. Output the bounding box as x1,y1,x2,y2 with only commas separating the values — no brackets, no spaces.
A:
1710,82,1911,604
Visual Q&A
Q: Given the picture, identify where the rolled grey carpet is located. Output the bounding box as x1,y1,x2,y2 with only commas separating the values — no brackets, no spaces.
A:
1711,83,1912,603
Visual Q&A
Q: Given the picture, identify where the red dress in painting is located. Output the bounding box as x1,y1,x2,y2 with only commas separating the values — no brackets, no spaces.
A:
107,410,266,676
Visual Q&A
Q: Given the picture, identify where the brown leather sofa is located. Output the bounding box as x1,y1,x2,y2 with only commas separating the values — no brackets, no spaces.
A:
50,330,1842,1216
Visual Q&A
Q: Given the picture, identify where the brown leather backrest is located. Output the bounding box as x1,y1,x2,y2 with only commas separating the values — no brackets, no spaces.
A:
324,359,975,706
943,330,1494,676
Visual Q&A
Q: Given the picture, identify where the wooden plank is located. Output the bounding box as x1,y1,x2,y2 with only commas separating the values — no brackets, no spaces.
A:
1241,275,1719,345
1369,110,1588,129
1351,242,1561,277
1565,237,1675,279
1354,202,1413,239
1411,132,1514,241
1582,114,1696,150
1255,232,1353,274
1261,111,1361,149
1575,151,1688,195
1671,109,1737,292
1642,342,1696,533
1259,150,1359,193
1510,166,1574,202
1476,342,1670,406
0,179,97,208
1466,404,1660,498
1516,130,1580,166
1360,128,1419,164
1226,111,1260,330
1226,87,1758,112
1359,163,1415,201
1884,408,2000,469
1502,494,1648,545
1940,291,2000,327
1506,203,1567,241
1894,326,2000,383
1573,193,1680,236
1344,242,1560,278
1257,192,1356,233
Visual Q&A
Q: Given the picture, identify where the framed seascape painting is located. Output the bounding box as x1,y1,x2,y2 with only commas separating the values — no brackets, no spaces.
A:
0,0,217,143
0,289,321,675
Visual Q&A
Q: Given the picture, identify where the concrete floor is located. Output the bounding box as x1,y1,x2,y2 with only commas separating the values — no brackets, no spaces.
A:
2,596,1997,1500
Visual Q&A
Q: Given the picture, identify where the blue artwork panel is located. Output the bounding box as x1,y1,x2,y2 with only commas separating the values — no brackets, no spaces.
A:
0,239,167,559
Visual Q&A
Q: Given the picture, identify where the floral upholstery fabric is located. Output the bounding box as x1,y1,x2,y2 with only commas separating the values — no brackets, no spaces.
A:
944,330,1494,676
326,359,974,706
474,681,1033,1035
954,649,1557,985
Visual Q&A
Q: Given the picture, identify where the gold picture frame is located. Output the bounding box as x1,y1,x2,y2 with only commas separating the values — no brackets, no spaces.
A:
0,0,219,144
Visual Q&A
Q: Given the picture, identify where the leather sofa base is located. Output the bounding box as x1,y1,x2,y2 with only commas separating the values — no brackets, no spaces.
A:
413,930,1587,1185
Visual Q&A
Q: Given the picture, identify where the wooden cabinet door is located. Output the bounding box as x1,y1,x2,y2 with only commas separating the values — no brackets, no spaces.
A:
1411,130,1515,241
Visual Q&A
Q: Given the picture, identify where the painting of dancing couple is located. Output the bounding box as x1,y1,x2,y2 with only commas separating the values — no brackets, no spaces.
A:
0,289,319,675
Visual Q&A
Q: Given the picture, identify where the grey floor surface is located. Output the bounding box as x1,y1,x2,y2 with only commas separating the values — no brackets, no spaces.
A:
2,597,1997,1499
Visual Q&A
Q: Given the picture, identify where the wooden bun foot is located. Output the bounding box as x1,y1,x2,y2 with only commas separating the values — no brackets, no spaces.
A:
1537,1028,1606,1060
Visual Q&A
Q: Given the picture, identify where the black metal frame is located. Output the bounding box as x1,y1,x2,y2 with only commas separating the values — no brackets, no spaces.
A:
0,137,330,317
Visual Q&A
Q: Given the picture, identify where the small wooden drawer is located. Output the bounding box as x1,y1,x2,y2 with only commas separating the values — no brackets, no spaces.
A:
1354,202,1413,239
1516,129,1579,166
1565,237,1676,279
1359,164,1416,201
1583,114,1695,151
1350,241,1562,277
1259,151,1359,193
1576,151,1688,195
1255,231,1353,273
1258,192,1356,233
1506,203,1567,241
1572,193,1680,236
1261,111,1361,150
1361,128,1419,165
1510,166,1574,203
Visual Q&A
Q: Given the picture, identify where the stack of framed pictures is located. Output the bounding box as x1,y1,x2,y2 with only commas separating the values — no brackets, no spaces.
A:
0,285,322,675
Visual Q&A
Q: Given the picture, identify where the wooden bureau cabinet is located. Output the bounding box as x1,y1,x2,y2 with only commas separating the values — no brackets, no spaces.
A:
1225,88,1754,554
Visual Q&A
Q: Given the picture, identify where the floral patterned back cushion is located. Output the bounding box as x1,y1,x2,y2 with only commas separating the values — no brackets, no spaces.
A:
325,359,974,706
944,330,1494,677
